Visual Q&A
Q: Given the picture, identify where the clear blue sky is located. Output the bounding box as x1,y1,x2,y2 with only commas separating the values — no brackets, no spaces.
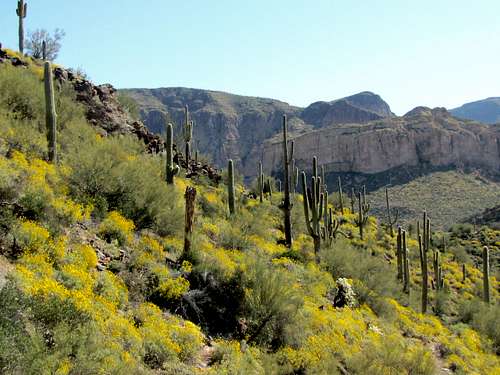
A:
1,0,498,114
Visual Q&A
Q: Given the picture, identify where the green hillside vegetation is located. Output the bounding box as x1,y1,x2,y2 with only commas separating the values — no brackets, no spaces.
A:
0,50,499,374
367,171,500,230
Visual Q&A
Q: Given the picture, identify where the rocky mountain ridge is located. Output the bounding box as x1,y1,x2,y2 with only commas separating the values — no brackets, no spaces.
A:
126,87,500,190
260,107,500,188
123,88,393,172
451,97,500,124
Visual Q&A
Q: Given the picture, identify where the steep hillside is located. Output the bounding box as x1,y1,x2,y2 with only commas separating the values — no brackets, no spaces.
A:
366,171,500,230
451,97,500,124
122,88,392,169
1,47,500,375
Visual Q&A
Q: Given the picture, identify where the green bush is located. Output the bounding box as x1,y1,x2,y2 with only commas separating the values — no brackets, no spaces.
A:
241,258,302,347
458,299,500,352
321,238,402,317
66,134,183,235
347,334,436,374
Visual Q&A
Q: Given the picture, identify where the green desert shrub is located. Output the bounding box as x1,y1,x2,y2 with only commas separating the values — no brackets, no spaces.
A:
321,238,402,317
347,334,436,374
66,134,183,235
241,258,303,347
458,299,500,352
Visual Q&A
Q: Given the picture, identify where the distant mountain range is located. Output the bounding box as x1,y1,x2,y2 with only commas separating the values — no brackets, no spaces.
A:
451,97,500,124
123,88,499,184
122,88,397,170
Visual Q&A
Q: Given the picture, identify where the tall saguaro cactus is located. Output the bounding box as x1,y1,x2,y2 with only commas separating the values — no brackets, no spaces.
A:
385,187,399,237
291,158,298,195
183,105,193,162
258,162,264,203
355,188,370,240
281,115,293,247
301,157,324,258
44,62,57,163
403,230,410,295
418,233,428,313
396,226,403,281
165,123,179,184
228,159,235,215
183,186,197,260
16,0,27,55
483,246,490,303
337,176,344,214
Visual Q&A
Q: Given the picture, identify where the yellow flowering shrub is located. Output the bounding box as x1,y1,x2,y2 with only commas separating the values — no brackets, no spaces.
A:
14,219,50,253
98,211,135,245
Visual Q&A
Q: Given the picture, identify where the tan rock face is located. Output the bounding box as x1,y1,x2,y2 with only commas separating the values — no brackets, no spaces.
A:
257,108,500,179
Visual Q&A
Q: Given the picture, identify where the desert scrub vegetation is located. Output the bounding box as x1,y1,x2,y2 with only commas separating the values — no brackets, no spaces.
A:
0,50,499,374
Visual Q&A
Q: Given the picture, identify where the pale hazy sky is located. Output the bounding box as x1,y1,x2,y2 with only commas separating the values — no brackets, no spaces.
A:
0,0,498,114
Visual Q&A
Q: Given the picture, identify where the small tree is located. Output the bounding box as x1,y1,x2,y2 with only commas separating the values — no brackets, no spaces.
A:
25,28,65,61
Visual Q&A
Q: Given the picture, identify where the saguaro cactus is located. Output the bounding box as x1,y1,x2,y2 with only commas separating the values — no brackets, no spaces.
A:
337,176,344,214
281,115,293,247
483,246,490,303
403,230,410,295
258,162,264,203
301,157,324,258
396,227,403,281
16,0,27,55
42,40,47,60
355,189,370,240
165,123,179,184
385,187,399,237
228,159,235,215
418,234,428,313
291,159,298,195
44,62,57,163
183,186,197,260
321,195,341,245
350,187,355,213
183,105,193,161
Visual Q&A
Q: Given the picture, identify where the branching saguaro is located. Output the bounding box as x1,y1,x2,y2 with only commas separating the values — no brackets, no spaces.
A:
165,123,179,184
355,187,370,240
183,186,197,260
44,61,57,163
280,115,293,248
301,157,323,259
385,187,399,237
16,0,27,54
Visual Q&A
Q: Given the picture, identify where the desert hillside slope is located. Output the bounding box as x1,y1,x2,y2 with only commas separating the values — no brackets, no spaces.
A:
0,47,499,375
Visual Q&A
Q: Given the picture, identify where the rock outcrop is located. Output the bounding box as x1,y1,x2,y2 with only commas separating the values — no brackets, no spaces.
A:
0,47,222,183
258,107,500,187
122,88,393,172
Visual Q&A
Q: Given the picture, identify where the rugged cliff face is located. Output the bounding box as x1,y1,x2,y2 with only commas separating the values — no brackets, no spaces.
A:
122,88,392,169
258,107,500,188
